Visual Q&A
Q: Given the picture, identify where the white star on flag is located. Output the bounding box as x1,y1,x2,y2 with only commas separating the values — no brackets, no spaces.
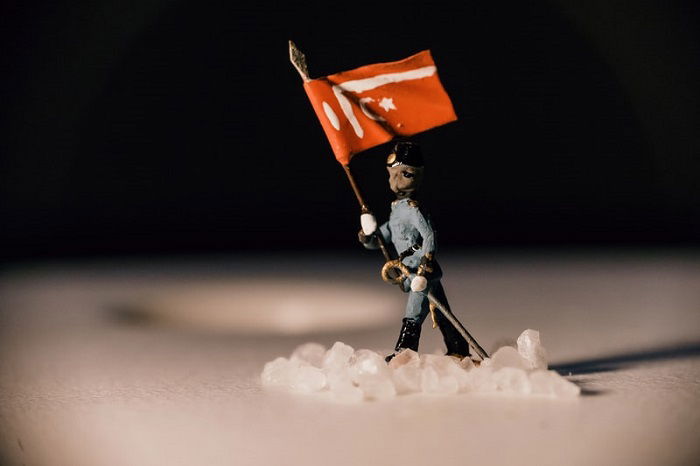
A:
379,97,397,112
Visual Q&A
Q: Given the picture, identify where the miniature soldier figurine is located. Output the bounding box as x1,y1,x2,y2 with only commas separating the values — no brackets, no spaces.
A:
359,141,472,362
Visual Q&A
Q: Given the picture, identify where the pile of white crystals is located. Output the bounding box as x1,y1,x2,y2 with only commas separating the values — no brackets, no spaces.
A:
261,329,580,402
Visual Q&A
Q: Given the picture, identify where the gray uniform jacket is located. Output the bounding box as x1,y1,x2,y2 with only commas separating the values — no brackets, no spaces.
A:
366,199,442,280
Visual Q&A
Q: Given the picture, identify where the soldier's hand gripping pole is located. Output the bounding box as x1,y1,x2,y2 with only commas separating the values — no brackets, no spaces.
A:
342,164,393,263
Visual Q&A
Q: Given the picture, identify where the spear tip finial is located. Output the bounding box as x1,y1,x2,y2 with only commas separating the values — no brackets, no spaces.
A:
288,40,311,82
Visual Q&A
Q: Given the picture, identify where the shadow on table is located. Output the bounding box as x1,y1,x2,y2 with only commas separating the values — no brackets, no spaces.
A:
551,342,700,376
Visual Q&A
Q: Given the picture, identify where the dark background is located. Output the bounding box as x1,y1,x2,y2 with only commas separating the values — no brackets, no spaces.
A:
1,1,698,263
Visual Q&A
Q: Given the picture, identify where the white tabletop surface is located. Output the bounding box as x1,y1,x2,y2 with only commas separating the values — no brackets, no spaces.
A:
1,251,699,466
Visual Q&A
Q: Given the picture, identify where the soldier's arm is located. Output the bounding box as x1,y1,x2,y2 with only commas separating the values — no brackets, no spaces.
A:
358,221,390,249
408,202,436,277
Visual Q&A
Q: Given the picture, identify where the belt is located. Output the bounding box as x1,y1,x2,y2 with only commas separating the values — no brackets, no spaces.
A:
398,243,421,260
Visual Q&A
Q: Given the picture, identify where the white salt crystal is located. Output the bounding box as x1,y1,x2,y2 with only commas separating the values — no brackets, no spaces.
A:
489,346,530,371
356,374,396,400
351,349,390,379
322,342,354,370
393,364,422,394
388,349,420,369
262,357,326,393
517,329,548,370
326,367,354,391
491,367,531,395
420,366,440,393
551,376,581,398
290,342,326,368
390,349,422,393
351,349,396,400
420,365,459,395
421,354,457,374
463,365,496,393
442,356,468,378
529,370,556,395
290,365,326,393
458,357,475,370
439,375,460,395
529,370,580,398
260,357,296,387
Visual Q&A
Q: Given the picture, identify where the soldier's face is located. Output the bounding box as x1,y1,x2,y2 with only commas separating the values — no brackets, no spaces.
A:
387,163,423,199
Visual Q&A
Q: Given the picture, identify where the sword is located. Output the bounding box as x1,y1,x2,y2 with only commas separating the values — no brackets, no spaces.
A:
427,292,489,360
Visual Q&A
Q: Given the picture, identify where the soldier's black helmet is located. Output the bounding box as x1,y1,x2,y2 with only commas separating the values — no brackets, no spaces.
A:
386,141,424,168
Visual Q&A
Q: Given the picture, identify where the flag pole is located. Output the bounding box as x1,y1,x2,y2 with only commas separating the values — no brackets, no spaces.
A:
289,41,393,263
341,164,369,212
341,164,393,262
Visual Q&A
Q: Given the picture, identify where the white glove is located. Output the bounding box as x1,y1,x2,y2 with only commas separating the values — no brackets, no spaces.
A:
410,275,427,292
360,213,377,236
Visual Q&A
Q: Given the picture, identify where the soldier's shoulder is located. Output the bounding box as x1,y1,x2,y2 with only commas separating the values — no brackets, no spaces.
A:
408,199,429,216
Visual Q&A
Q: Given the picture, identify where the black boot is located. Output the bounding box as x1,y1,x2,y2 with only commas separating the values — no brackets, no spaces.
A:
431,283,471,359
385,318,422,362
435,315,471,358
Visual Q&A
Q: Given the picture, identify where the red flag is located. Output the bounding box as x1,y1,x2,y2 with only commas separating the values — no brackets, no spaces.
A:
303,50,457,165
